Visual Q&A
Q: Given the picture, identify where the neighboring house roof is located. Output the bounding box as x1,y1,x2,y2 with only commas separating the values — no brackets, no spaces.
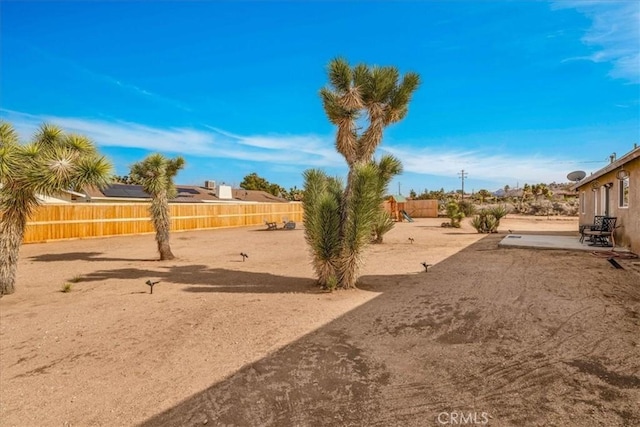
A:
571,146,640,190
103,184,150,198
36,189,88,204
83,184,290,203
231,189,289,203
36,194,71,204
83,185,108,199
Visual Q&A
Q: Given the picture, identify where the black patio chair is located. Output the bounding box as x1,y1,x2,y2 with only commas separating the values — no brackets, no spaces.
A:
579,215,605,243
282,217,296,230
583,216,617,247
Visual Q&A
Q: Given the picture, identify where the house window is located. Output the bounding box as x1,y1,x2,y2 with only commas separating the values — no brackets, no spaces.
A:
619,176,629,208
580,191,585,214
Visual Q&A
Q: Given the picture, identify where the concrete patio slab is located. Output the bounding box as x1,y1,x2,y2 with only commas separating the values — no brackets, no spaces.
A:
498,234,619,252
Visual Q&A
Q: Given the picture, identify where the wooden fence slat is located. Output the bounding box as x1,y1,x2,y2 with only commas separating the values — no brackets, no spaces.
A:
23,202,303,243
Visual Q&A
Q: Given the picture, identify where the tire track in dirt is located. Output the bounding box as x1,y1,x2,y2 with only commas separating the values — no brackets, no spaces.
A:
367,241,640,426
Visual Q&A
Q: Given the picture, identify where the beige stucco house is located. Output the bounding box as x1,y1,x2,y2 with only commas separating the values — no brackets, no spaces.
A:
572,146,639,254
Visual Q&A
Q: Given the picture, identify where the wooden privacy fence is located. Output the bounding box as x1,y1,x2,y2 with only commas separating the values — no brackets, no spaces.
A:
23,203,304,244
382,199,439,219
404,200,439,218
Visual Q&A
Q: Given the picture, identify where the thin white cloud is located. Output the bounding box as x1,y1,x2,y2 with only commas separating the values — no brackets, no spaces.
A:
106,77,192,112
2,110,625,186
381,146,586,184
204,126,340,164
0,109,342,167
552,1,640,83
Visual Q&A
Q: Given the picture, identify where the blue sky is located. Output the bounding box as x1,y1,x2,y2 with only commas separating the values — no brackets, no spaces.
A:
1,1,638,194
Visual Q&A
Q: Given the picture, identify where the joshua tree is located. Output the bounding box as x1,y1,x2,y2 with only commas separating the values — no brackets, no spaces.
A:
130,154,185,260
476,189,492,204
445,201,465,228
0,122,112,296
303,58,419,289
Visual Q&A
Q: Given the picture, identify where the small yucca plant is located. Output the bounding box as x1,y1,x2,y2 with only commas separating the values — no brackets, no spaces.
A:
371,211,395,244
446,201,465,228
471,210,501,233
489,205,508,222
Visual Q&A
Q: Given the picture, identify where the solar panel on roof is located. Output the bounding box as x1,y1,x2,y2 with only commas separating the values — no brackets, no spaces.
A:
103,184,150,198
176,187,199,195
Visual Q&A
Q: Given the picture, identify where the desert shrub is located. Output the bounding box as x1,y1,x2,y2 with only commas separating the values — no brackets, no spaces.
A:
489,205,508,221
457,200,476,216
530,200,553,216
471,209,503,233
61,283,73,293
444,201,465,228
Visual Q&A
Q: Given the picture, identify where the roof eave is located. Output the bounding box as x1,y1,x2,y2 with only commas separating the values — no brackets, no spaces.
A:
571,147,640,190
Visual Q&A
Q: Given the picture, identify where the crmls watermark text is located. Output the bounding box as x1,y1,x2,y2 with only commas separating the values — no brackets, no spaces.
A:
436,411,489,425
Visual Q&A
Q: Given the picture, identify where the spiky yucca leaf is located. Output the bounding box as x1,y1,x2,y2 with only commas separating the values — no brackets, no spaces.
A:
130,153,166,196
377,154,403,182
302,169,343,287
310,194,341,287
371,210,395,244
62,134,96,154
0,121,19,147
343,164,381,250
365,154,403,244
72,155,113,192
165,157,185,199
1,121,113,296
33,123,64,149
489,205,508,221
27,147,79,197
328,58,353,93
366,66,399,103
339,163,380,288
0,122,22,181
386,72,420,125
302,169,327,214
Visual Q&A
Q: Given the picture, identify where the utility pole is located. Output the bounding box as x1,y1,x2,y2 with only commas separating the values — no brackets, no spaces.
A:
398,182,401,196
458,169,468,200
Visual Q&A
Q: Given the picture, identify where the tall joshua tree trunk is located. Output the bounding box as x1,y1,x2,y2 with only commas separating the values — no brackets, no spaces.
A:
151,189,175,260
0,211,28,296
130,153,185,261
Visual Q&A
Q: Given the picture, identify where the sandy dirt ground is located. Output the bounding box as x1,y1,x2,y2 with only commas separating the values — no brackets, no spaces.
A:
1,215,638,426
